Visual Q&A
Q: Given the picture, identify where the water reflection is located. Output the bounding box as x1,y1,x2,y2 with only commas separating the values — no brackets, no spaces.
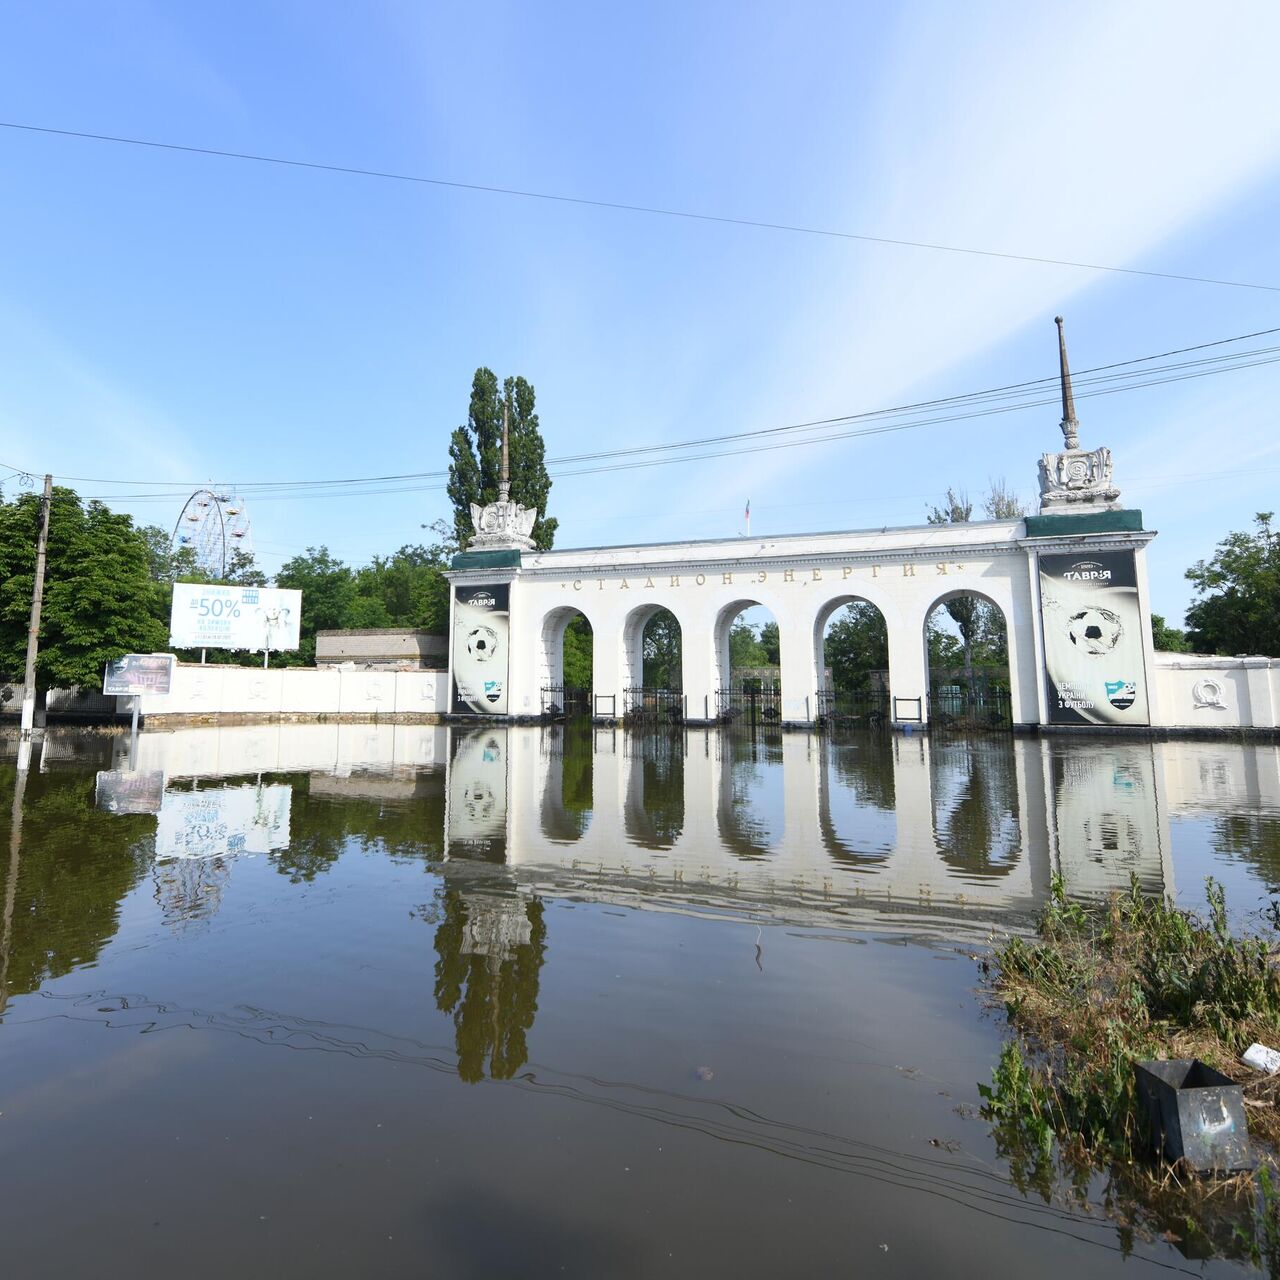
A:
16,723,1280,1017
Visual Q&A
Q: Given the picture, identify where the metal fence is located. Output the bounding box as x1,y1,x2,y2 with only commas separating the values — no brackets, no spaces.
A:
814,688,890,732
714,687,783,727
927,686,1013,731
540,685,593,719
623,687,686,724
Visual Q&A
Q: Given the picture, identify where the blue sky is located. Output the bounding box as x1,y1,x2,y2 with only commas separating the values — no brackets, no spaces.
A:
1,1,1278,624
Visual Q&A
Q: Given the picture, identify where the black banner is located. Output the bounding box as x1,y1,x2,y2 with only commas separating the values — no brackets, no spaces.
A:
451,583,510,714
1038,549,1150,726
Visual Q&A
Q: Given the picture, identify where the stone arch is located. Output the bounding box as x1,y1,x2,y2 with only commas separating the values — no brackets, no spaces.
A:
921,587,1013,728
811,593,895,692
712,599,783,715
538,605,595,698
620,602,683,692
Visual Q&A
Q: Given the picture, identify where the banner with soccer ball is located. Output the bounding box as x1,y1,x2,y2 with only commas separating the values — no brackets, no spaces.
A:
452,583,511,714
1038,549,1150,726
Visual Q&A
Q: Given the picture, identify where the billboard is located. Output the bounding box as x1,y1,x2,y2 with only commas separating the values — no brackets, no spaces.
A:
452,583,510,714
170,583,302,652
1038,549,1150,726
103,653,175,696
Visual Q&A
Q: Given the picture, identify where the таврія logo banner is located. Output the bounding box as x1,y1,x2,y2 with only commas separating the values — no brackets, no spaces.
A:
1038,550,1150,726
452,583,510,715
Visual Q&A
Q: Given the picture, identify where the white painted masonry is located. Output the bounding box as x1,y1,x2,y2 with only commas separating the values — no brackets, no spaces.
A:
450,518,1160,727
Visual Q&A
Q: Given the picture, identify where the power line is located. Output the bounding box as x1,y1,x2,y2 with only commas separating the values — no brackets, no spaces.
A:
4,119,1279,294
4,325,1278,498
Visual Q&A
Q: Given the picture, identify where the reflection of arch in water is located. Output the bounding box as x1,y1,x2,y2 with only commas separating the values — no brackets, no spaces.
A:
930,738,1021,880
538,605,595,692
622,732,686,849
715,731,785,859
818,737,896,870
539,722,594,844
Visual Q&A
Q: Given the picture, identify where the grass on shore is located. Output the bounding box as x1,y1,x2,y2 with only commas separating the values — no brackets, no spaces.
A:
982,876,1280,1262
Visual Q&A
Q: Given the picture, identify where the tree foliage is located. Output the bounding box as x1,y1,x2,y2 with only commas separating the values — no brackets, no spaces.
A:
642,608,682,689
926,485,1010,683
562,615,593,688
1151,613,1190,653
1185,513,1280,656
447,368,557,551
0,488,168,689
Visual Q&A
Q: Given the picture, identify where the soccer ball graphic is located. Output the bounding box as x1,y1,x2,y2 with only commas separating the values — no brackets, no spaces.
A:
1066,607,1123,655
465,624,500,662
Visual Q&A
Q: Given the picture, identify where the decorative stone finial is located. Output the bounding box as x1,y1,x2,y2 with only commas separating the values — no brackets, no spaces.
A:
467,398,539,550
1038,317,1121,512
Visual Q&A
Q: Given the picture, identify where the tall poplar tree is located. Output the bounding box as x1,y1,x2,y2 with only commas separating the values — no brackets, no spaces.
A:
447,368,557,550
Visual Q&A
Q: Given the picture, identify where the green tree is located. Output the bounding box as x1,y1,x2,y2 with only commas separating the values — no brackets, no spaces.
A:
729,621,767,670
926,486,1010,685
983,479,1027,520
562,615,593,688
446,368,557,550
274,547,357,665
1151,613,1190,653
759,620,780,665
823,604,888,691
642,609,682,689
0,488,167,689
1185,513,1280,656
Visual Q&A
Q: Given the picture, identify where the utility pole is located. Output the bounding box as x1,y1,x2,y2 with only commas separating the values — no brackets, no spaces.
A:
18,474,53,770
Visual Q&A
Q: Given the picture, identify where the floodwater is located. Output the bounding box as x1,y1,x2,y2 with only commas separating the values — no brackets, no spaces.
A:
2,723,1279,1278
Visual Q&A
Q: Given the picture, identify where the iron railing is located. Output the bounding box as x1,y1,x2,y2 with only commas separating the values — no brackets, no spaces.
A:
623,687,685,724
815,688,890,731
928,686,1013,731
715,687,783,726
540,685,593,719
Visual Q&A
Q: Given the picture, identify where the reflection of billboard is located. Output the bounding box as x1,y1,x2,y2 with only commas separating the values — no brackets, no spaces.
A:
155,783,292,860
1039,550,1149,726
95,770,165,815
170,583,302,652
446,728,508,859
452,584,510,714
103,653,175,696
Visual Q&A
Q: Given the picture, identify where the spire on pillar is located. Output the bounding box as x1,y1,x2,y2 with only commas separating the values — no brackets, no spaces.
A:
466,395,538,551
1036,316,1120,513
1054,315,1080,450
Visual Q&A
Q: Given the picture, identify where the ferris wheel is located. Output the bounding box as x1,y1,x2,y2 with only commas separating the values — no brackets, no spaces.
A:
170,488,253,578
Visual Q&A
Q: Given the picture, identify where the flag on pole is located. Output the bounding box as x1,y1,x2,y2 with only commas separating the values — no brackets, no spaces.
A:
744,499,751,535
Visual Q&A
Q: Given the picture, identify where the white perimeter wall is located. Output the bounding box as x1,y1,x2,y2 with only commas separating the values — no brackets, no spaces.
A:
135,663,449,720
1151,655,1279,730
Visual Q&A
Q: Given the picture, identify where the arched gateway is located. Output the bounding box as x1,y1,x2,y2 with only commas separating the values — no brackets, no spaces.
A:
448,321,1160,731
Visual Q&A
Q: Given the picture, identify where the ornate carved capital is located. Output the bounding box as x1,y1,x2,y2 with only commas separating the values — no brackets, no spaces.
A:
1038,446,1121,510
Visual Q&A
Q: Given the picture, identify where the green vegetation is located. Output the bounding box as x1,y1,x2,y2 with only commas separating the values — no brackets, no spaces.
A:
642,608,682,689
982,877,1280,1260
446,367,557,550
0,487,168,689
1151,613,1190,652
1185,512,1279,657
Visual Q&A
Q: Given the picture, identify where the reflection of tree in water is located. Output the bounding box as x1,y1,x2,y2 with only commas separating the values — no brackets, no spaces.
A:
623,733,685,850
541,723,593,843
432,881,547,1083
0,763,152,1004
931,742,1021,880
272,772,447,882
718,733,785,860
1212,816,1280,892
